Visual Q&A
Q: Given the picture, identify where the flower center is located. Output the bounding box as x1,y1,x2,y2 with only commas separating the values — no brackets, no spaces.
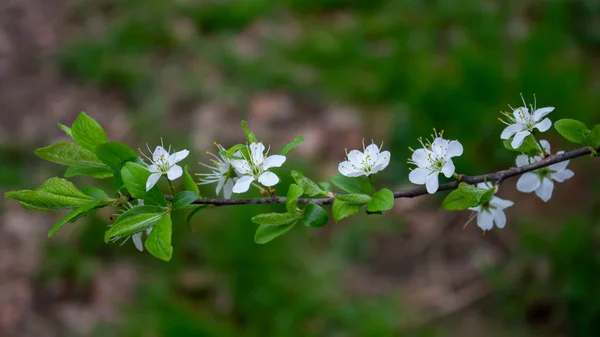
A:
156,154,172,173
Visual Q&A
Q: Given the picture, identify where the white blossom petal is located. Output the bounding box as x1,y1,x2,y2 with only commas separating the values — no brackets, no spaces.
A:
535,118,552,132
372,150,391,173
411,149,431,167
549,160,569,172
215,176,225,195
550,169,574,183
511,130,531,149
146,172,162,191
263,155,286,170
539,140,551,154
339,161,365,177
223,179,234,199
364,144,380,166
490,197,514,210
516,172,541,193
167,164,183,180
232,175,255,194
347,150,365,167
515,154,530,167
249,142,265,165
230,159,252,175
446,140,463,158
258,171,279,186
147,164,160,174
441,160,455,178
425,172,440,194
152,146,169,161
170,149,189,164
533,107,554,121
477,212,494,231
408,168,430,184
500,124,523,140
493,209,507,229
132,232,144,252
535,178,554,202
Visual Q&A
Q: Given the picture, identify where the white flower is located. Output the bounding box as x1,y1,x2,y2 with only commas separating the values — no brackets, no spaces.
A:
196,143,237,199
515,140,574,202
500,94,554,149
408,130,463,194
111,200,152,252
467,183,514,231
338,140,391,177
141,142,189,191
229,142,286,194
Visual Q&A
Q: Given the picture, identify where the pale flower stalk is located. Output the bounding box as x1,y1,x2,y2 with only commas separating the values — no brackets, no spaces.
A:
500,94,554,149
467,183,514,231
230,142,286,194
141,141,189,191
338,140,391,177
515,140,574,202
196,143,237,199
408,129,463,194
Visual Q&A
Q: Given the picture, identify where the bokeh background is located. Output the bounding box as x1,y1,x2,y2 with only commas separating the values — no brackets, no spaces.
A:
1,0,600,336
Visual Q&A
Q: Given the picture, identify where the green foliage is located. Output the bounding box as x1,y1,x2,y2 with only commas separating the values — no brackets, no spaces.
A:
280,136,305,155
290,170,328,197
332,198,363,222
443,182,494,211
251,212,299,244
241,120,258,143
64,166,113,179
301,203,329,227
222,144,246,158
183,165,200,197
336,193,372,204
48,200,109,237
35,142,107,168
285,184,304,214
95,142,138,170
331,173,374,195
57,122,73,138
80,187,110,199
104,205,167,243
5,178,95,211
172,191,198,210
251,212,298,226
502,135,540,155
144,213,173,261
121,162,168,206
366,188,394,213
554,119,589,145
71,112,109,151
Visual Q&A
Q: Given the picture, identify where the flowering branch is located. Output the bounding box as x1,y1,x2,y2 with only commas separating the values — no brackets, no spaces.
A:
170,145,596,207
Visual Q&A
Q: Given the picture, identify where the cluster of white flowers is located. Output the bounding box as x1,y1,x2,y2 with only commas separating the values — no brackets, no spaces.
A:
338,140,391,177
141,141,189,191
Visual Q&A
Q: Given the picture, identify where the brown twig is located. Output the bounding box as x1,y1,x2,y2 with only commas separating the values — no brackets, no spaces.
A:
166,146,595,206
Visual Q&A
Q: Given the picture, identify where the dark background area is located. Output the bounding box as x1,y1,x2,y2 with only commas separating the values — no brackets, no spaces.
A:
1,0,600,336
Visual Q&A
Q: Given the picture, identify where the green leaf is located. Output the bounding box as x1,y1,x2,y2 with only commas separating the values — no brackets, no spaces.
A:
105,206,166,243
144,213,173,261
241,120,258,143
71,112,108,151
80,187,110,199
183,165,200,197
224,144,246,158
172,191,198,210
251,212,299,226
332,199,363,222
502,135,539,154
366,188,394,213
186,205,208,227
336,193,372,204
318,182,332,192
588,125,600,148
254,221,297,244
48,200,108,237
301,204,329,227
286,184,304,214
331,174,374,195
121,162,167,206
554,119,588,145
95,142,138,170
280,136,305,155
64,166,113,179
57,122,73,138
291,170,327,197
35,142,107,168
442,183,492,211
5,178,94,210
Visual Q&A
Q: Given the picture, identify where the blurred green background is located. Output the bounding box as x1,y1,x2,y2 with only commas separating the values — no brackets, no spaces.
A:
1,0,600,336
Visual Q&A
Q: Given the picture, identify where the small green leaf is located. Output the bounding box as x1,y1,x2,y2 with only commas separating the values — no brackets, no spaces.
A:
502,135,539,153
280,136,305,155
64,166,113,179
241,120,258,143
105,206,166,243
35,142,107,168
57,122,73,138
554,119,589,145
332,199,363,222
254,221,297,244
318,182,332,192
588,125,600,148
71,112,108,151
443,190,474,211
48,200,108,237
80,187,110,199
442,183,492,211
336,193,372,204
121,162,167,206
95,142,138,170
286,184,304,214
291,170,327,197
301,204,329,227
366,188,394,213
331,173,374,195
251,212,298,226
5,178,94,210
172,191,198,210
144,213,173,261
224,144,246,158
183,165,200,197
